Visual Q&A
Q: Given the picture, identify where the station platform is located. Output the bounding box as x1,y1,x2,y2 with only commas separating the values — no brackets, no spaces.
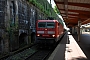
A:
48,32,90,60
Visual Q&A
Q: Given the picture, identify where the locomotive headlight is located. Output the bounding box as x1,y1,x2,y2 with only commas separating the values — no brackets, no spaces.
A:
37,34,40,36
52,35,55,37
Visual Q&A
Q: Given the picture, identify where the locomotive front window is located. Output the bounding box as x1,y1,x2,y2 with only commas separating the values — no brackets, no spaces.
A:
38,22,46,28
38,22,55,28
47,22,55,28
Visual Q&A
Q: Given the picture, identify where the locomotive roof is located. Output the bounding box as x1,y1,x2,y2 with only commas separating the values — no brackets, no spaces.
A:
37,20,58,22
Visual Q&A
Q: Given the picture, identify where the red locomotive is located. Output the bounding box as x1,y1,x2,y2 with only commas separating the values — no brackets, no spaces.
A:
36,20,64,45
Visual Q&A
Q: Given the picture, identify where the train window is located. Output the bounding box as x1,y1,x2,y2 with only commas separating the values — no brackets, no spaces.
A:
47,22,55,28
38,22,55,28
38,22,46,28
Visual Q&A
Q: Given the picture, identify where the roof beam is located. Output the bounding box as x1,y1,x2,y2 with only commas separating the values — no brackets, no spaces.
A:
61,13,90,18
81,18,90,24
62,16,78,18
63,17,88,20
55,1,90,8
59,9,90,15
63,0,68,19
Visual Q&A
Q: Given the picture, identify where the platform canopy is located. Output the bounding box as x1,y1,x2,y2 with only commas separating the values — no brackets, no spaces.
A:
54,0,90,27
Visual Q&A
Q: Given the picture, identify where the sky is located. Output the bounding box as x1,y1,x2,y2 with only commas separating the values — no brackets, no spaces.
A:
47,0,56,8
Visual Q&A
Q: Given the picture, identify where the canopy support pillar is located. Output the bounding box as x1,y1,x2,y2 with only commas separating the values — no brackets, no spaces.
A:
78,20,81,42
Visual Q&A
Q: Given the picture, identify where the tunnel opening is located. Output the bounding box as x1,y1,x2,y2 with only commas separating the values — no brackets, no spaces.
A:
19,33,28,48
31,32,36,43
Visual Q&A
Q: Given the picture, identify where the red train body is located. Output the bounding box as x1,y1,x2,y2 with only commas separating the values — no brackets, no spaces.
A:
36,20,64,44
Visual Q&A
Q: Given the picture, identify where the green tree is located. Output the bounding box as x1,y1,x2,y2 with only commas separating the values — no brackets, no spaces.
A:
53,6,60,14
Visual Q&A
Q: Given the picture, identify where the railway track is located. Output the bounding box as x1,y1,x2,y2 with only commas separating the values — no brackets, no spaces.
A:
25,50,52,60
5,44,54,60
5,44,39,60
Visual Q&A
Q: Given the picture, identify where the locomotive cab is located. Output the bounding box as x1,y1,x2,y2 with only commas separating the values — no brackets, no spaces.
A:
36,20,64,45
